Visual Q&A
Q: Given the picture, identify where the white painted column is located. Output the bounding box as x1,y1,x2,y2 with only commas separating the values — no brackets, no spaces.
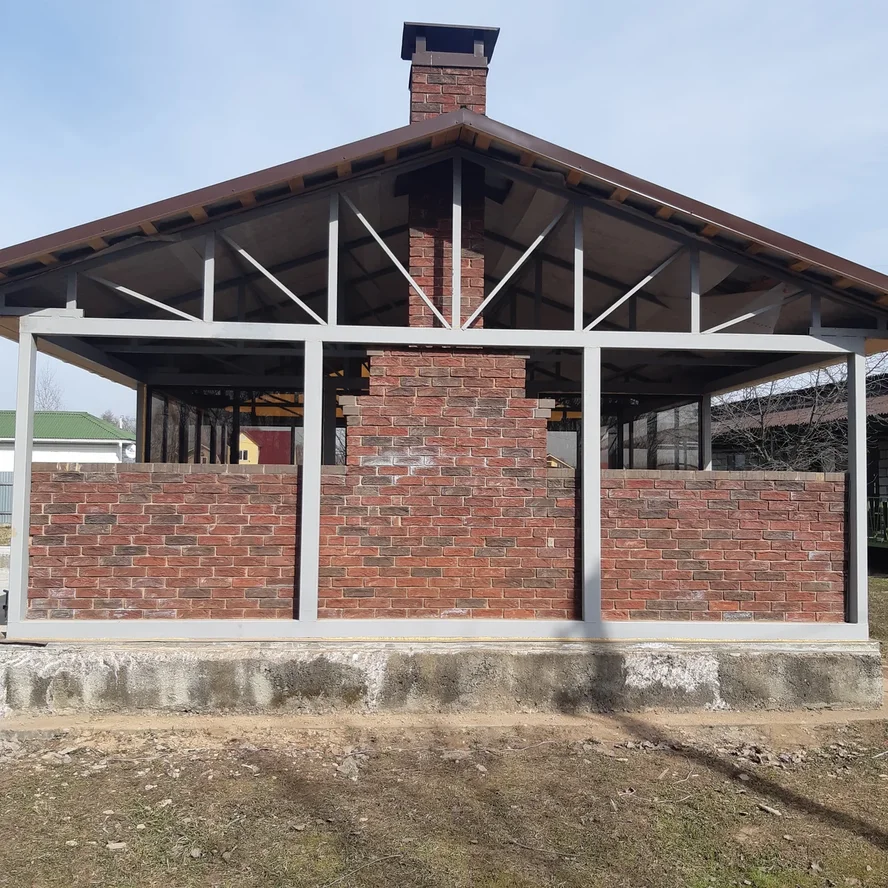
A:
451,156,462,328
298,339,324,621
699,396,712,470
135,383,147,461
573,205,584,331
847,350,868,628
327,193,339,326
202,235,215,323
689,247,701,334
8,331,37,625
582,346,602,622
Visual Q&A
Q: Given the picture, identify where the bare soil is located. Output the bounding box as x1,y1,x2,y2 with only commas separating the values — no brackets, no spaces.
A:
0,713,886,888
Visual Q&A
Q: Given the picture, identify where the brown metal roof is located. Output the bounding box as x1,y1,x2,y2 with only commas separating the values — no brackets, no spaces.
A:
3,109,888,304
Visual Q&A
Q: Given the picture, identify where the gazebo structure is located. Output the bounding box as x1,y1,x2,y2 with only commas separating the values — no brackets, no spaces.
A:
0,23,883,709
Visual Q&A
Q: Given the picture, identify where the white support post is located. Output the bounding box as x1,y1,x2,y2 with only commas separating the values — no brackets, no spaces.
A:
8,331,36,624
582,346,602,622
689,247,701,334
202,235,215,323
810,293,821,331
847,350,868,628
66,272,78,310
699,396,712,470
573,205,584,331
327,193,339,326
298,340,323,622
135,383,147,462
451,157,462,328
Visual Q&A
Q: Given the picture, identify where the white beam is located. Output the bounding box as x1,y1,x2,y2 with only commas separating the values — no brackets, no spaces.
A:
66,272,78,310
219,233,326,325
4,617,870,643
8,332,36,624
689,247,701,334
341,193,450,328
704,286,804,334
20,315,866,355
88,275,200,322
582,346,602,622
298,339,323,621
573,205,584,332
202,235,215,323
847,349,868,629
451,156,462,328
327,193,339,326
463,206,566,329
586,248,683,331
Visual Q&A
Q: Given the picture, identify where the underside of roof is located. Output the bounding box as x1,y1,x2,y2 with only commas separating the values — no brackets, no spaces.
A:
3,109,888,305
2,109,888,411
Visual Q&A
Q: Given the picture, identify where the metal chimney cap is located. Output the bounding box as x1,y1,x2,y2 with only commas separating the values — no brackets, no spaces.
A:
401,22,500,67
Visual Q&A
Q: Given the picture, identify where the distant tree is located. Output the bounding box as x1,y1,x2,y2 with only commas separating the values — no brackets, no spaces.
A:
34,367,64,411
712,353,888,473
101,410,136,433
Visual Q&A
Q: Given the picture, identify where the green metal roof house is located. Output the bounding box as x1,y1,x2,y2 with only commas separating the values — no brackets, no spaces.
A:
0,411,135,471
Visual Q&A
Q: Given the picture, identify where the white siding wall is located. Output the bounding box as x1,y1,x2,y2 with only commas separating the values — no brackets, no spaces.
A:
0,442,123,471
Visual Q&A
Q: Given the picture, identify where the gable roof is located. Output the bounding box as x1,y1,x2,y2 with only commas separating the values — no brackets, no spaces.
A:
2,109,888,307
0,411,136,441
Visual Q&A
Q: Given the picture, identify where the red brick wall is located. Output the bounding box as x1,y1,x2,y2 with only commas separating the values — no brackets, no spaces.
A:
409,66,486,122
317,350,578,618
28,465,298,620
601,470,846,622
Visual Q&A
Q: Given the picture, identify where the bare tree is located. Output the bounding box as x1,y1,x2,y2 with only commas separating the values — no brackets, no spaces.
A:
34,367,65,411
712,353,888,472
101,410,136,433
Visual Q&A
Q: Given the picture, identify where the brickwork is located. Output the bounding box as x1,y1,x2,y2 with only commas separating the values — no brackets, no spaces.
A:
317,351,578,618
28,464,298,620
601,470,846,622
409,66,487,122
407,162,485,328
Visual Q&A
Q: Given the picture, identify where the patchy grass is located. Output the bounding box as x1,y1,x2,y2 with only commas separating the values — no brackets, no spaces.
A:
870,574,888,654
0,524,10,546
0,721,886,887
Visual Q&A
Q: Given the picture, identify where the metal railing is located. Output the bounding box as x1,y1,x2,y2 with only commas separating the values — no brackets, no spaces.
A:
867,497,888,546
0,471,11,524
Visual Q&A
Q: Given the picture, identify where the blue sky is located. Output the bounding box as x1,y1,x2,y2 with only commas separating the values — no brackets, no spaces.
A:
1,0,887,414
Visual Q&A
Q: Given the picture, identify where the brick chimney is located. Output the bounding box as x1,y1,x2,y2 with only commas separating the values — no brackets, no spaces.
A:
401,23,498,327
401,22,499,122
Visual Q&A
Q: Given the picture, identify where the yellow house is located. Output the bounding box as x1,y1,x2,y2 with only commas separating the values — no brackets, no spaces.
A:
237,432,259,465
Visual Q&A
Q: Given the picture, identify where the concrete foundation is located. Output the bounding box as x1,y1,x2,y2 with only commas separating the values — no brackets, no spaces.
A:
0,641,882,714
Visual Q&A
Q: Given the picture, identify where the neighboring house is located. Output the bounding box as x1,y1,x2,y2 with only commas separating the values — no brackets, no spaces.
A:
0,411,136,470
237,431,260,464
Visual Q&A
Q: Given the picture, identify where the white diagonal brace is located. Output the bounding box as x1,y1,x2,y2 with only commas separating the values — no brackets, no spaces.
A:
219,233,327,325
88,275,200,321
341,193,451,329
703,286,804,334
585,247,684,330
463,205,566,329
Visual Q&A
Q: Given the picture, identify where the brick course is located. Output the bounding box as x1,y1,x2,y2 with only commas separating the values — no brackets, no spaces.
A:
317,350,578,618
28,465,298,620
601,470,846,622
409,66,487,122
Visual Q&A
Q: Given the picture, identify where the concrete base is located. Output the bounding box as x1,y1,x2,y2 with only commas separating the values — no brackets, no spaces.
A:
0,641,882,714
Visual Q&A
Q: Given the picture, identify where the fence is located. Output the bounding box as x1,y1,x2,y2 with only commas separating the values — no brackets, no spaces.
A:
0,472,11,524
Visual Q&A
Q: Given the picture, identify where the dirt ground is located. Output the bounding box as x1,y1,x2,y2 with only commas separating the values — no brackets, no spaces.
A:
0,581,885,887
0,714,887,888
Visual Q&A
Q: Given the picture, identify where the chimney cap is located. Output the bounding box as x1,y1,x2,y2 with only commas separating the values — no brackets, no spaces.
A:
401,22,500,68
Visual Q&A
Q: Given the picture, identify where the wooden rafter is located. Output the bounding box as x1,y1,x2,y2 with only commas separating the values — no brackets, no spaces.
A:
474,133,492,152
565,169,582,186
189,207,209,223
140,221,158,236
610,187,629,204
700,223,720,238
655,206,674,220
